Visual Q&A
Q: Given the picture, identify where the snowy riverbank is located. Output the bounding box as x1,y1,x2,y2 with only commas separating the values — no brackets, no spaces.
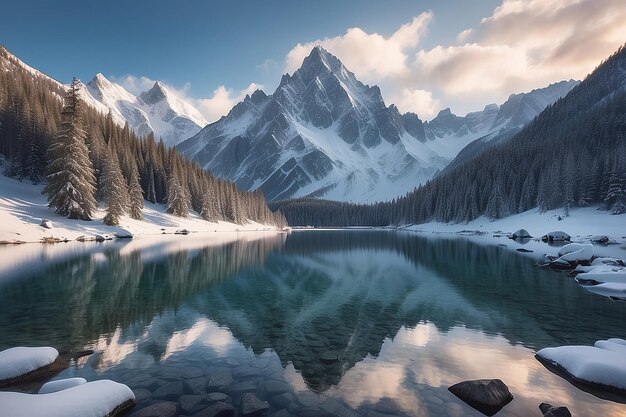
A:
0,175,281,245
400,206,626,260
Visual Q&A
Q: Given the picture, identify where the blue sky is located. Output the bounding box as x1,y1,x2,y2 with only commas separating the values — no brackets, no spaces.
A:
3,0,624,121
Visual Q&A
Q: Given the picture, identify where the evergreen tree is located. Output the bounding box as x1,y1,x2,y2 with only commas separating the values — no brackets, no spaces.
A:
102,145,129,225
43,78,97,220
127,159,144,220
166,159,189,217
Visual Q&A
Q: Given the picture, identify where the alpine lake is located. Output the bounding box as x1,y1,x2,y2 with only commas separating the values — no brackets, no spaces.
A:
1,230,625,417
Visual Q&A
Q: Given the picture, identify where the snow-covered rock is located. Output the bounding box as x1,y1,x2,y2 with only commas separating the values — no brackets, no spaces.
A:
39,377,87,394
542,231,571,242
590,235,609,244
0,347,58,382
537,338,626,392
557,243,593,263
0,379,135,417
583,282,626,300
574,257,626,285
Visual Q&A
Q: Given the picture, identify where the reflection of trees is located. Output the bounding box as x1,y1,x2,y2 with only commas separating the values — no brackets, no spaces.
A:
195,231,626,391
0,236,284,352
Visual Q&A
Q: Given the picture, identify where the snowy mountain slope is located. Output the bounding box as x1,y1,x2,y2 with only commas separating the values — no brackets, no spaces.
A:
0,47,206,146
178,46,577,202
86,75,207,146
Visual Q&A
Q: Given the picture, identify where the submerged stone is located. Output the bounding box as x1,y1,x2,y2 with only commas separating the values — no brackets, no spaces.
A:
241,392,270,416
129,401,178,417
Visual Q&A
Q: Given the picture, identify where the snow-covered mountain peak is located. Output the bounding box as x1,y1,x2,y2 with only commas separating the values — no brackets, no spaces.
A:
139,81,168,105
177,46,580,203
86,73,136,105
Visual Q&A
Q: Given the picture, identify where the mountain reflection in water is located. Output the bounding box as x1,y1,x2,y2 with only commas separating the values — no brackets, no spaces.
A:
1,230,625,417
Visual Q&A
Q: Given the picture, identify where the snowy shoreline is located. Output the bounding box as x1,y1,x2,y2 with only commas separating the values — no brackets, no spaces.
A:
397,206,626,261
0,174,282,246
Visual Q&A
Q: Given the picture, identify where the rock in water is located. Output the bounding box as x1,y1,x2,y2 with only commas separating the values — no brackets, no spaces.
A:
590,235,609,244
448,379,513,416
241,392,270,416
510,229,531,239
129,402,178,417
541,231,571,242
191,401,236,417
539,402,572,417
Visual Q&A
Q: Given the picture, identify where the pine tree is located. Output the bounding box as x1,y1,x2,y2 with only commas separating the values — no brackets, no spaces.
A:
486,184,504,220
102,145,129,225
166,159,189,217
127,159,144,220
43,78,97,220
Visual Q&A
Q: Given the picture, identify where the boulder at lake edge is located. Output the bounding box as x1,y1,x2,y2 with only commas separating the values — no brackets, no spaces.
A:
448,379,513,416
510,229,531,239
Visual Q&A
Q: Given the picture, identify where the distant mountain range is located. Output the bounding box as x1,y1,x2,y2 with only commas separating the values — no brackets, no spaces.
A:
0,49,207,147
178,47,578,202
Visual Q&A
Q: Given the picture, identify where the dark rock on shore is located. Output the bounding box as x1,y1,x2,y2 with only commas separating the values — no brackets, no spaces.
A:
448,379,513,416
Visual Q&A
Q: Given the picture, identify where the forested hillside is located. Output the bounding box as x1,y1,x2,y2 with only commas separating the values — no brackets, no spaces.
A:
0,46,286,227
275,46,626,227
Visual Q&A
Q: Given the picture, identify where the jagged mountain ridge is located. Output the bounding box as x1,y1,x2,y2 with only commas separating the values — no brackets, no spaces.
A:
178,46,577,202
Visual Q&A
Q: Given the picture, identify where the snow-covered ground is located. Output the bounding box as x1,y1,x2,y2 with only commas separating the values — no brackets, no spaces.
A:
400,206,626,261
0,174,280,245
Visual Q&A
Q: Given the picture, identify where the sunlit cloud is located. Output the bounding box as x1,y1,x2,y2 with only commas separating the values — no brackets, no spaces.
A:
281,0,626,117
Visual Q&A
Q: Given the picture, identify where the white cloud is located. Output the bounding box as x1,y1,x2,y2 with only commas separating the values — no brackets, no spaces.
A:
395,89,440,119
194,83,263,122
285,11,433,82
413,0,626,102
281,0,626,117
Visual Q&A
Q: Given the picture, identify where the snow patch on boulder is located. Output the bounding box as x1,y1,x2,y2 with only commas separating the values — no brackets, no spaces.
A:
0,347,58,381
39,377,87,394
0,379,135,417
557,243,593,263
542,231,570,242
537,338,626,391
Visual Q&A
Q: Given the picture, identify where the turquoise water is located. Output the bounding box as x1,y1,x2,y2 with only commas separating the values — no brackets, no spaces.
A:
1,230,625,416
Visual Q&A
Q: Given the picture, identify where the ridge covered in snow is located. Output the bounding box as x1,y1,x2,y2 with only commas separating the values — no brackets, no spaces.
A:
178,47,578,203
85,74,207,146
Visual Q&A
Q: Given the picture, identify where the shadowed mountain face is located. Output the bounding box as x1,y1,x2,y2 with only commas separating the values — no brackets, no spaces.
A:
2,231,625,395
177,47,577,202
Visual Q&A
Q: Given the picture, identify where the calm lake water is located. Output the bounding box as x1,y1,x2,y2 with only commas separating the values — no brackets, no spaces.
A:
1,230,626,417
